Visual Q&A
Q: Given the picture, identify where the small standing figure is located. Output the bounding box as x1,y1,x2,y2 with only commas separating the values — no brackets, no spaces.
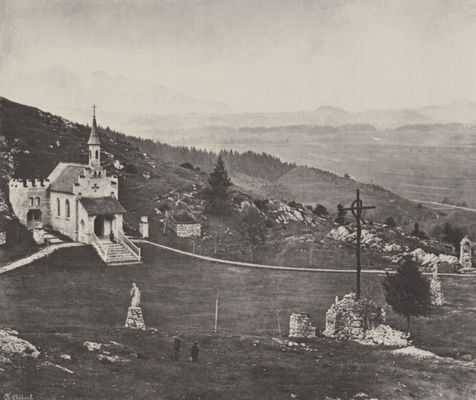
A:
173,336,182,361
130,282,141,308
191,342,199,362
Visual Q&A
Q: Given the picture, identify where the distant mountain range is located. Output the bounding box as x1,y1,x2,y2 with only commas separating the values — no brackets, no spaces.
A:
6,66,476,136
107,100,476,140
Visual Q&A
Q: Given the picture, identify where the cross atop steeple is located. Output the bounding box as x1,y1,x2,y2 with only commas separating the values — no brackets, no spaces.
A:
92,104,96,119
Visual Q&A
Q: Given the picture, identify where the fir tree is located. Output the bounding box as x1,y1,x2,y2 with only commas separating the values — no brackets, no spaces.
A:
206,155,232,215
382,258,431,334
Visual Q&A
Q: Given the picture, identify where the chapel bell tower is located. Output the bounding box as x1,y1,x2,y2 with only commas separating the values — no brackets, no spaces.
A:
88,105,101,169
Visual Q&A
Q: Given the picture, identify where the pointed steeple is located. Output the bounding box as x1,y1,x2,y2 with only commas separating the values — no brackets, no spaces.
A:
88,105,101,168
88,104,101,146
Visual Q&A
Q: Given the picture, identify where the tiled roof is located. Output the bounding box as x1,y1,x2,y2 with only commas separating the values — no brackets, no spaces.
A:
80,196,126,216
50,164,85,194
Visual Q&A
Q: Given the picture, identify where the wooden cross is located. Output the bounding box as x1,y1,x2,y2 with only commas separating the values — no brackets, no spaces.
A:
92,183,100,192
341,189,376,299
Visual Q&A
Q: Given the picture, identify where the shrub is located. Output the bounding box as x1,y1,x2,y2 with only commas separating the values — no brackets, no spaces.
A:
180,162,195,170
313,204,329,217
385,216,396,227
124,163,138,174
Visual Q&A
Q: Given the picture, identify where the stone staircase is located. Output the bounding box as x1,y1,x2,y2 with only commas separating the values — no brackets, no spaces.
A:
92,236,142,266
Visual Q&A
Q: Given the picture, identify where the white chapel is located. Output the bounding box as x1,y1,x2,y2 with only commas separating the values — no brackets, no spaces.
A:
9,109,141,265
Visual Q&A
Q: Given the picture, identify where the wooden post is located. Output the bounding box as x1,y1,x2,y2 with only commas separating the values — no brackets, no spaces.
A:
214,292,219,334
276,310,282,337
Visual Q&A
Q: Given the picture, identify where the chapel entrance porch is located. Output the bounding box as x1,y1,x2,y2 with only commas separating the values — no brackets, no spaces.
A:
93,214,115,240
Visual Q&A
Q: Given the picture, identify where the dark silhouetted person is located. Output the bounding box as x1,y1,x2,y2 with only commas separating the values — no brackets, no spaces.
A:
191,342,199,362
173,336,181,361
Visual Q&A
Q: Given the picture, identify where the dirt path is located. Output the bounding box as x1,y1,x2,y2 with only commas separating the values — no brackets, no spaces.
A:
135,239,474,277
0,242,85,275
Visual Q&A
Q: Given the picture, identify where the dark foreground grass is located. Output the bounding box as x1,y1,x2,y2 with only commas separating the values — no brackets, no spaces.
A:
0,245,476,399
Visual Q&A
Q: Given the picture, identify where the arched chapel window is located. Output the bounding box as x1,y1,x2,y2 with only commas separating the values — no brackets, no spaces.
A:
36,197,40,207
95,150,99,160
57,198,61,216
65,199,71,218
29,197,34,207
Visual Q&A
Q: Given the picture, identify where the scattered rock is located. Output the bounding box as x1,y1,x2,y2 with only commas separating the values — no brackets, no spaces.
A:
97,354,131,364
357,324,409,347
59,353,72,361
0,329,40,358
40,360,74,374
83,341,103,352
392,346,437,360
461,353,473,361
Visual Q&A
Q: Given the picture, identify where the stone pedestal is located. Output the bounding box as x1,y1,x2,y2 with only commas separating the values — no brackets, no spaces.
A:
33,228,45,245
289,313,316,338
430,277,444,306
139,216,149,239
125,307,146,330
323,293,385,340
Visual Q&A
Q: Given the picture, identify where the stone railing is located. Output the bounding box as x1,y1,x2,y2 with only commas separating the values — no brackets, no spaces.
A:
91,232,109,263
118,232,141,261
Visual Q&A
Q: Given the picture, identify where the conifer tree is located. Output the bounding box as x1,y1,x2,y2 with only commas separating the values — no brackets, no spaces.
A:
206,155,232,215
382,258,431,334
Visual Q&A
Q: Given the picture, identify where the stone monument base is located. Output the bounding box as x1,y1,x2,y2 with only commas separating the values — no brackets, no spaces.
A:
125,307,146,330
323,293,385,340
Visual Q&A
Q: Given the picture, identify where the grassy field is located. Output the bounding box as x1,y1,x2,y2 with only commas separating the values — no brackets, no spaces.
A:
1,245,476,399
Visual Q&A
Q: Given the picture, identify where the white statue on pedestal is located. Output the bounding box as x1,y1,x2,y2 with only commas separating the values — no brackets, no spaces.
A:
130,282,141,308
125,282,146,330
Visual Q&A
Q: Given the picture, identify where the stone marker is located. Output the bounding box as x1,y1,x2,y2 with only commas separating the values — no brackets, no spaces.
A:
430,265,444,306
460,236,472,269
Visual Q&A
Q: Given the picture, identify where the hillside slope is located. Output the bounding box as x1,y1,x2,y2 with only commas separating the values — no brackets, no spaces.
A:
0,96,443,227
1,96,467,266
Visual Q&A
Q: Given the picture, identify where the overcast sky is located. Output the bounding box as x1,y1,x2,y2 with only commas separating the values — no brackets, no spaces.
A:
2,0,476,114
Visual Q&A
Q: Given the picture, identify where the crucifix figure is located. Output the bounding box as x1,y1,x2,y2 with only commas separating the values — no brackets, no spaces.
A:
342,189,376,299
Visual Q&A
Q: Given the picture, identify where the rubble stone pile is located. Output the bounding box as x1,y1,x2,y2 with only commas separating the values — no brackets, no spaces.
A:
323,293,385,340
288,313,316,338
356,324,409,347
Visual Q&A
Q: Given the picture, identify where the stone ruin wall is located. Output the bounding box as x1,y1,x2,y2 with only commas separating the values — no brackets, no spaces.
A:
288,313,316,338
